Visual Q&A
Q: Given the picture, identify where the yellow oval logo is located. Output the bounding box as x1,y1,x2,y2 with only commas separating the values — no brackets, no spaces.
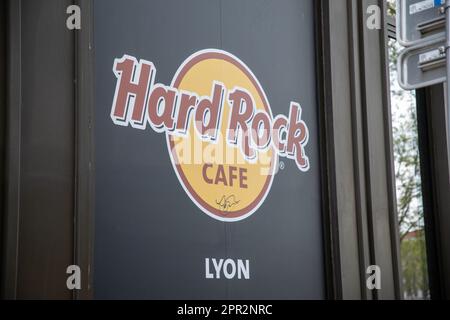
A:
168,50,276,221
110,49,310,222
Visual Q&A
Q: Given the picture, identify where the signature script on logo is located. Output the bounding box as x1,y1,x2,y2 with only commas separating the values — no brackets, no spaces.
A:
216,195,240,212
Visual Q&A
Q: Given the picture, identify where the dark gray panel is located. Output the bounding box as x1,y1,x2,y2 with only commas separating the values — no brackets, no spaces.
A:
2,0,22,299
0,0,6,266
418,85,450,298
327,0,362,299
93,0,324,299
220,0,323,300
74,0,95,300
320,0,401,299
360,0,399,299
17,0,75,299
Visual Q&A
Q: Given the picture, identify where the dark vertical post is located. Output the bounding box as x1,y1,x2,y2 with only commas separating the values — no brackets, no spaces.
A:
2,0,22,299
73,0,95,300
446,0,450,169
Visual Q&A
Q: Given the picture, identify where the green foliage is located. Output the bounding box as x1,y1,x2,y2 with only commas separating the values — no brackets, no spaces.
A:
401,231,430,299
388,36,429,299
387,0,396,16
389,39,424,241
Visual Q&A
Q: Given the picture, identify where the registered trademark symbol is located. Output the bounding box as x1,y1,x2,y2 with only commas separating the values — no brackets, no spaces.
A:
279,161,285,170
